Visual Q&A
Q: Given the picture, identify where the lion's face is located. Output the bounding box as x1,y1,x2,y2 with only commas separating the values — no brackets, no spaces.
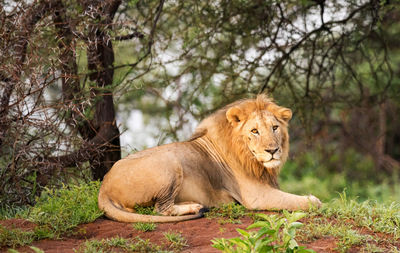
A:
226,102,292,169
243,112,285,168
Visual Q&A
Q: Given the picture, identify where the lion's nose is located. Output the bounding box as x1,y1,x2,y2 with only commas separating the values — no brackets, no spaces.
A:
265,148,279,155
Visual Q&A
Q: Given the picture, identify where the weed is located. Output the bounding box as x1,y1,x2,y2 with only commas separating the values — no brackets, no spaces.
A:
212,211,315,253
164,231,188,250
133,222,157,232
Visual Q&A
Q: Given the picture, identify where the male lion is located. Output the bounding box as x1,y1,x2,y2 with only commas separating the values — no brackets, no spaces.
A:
98,95,321,222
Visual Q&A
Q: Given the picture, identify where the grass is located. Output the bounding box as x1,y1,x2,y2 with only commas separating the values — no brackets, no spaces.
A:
25,181,103,237
205,202,247,224
297,192,400,252
133,222,157,232
0,181,103,248
74,236,166,253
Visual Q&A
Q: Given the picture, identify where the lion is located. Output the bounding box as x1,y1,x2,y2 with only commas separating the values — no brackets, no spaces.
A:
98,95,321,222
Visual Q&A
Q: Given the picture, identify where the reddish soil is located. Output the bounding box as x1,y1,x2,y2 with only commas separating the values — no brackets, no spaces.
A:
1,215,398,253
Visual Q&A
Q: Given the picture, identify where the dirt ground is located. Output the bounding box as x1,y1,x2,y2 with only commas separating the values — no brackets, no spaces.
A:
1,215,341,253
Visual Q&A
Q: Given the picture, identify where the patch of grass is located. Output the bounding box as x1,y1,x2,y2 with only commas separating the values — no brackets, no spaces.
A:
299,218,372,252
164,231,188,251
133,222,157,232
0,225,35,248
298,192,400,252
0,225,51,248
74,236,164,253
316,192,400,239
212,211,315,253
205,202,246,224
25,181,104,237
134,205,157,215
0,206,29,220
8,246,45,253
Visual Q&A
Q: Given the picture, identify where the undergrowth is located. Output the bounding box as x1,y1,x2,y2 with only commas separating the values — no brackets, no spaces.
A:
0,181,103,248
26,181,103,237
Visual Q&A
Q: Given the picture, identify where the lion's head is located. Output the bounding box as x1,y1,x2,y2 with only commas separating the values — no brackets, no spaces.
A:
194,95,291,186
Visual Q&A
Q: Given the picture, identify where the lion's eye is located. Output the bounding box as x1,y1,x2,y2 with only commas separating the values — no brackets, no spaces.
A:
251,129,259,135
272,125,279,131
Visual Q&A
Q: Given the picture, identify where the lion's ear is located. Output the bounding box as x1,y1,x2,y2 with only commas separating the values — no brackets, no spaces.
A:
226,107,246,126
279,108,292,122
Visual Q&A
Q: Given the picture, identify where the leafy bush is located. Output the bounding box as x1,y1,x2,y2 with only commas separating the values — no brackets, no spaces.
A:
212,211,315,253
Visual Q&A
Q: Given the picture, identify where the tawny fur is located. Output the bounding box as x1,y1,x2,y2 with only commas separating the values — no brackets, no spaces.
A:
98,95,321,223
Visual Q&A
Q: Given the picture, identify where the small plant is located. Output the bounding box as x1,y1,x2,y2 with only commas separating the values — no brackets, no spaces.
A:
164,231,188,250
133,222,157,232
212,211,315,253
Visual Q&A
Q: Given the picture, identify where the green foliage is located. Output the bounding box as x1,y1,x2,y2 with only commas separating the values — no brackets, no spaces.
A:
133,222,157,232
212,211,315,253
205,202,247,224
74,236,164,253
163,231,188,251
25,181,103,237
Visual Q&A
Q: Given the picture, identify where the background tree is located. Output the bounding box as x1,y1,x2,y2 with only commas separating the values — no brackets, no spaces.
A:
0,0,164,205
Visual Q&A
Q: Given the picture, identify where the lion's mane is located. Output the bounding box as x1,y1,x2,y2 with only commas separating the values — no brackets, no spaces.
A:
192,95,290,187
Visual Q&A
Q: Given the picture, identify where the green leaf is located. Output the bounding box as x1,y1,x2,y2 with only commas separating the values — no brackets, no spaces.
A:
247,221,269,229
289,222,304,229
236,228,250,238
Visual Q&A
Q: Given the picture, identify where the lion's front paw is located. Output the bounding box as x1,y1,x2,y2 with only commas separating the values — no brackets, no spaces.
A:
307,195,322,208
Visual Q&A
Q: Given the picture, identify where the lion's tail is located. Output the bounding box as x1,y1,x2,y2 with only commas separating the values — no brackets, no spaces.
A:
98,191,204,223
